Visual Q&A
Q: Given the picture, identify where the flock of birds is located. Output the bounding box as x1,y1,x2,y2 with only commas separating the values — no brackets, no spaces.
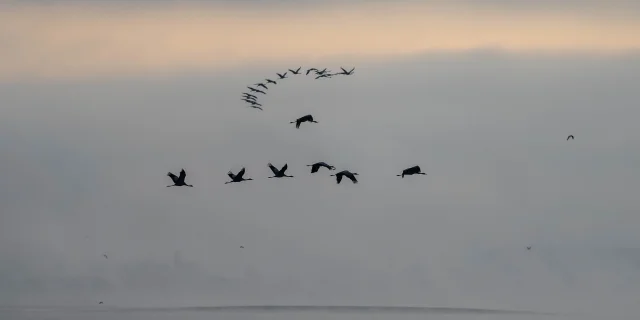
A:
241,66,355,111
101,66,578,305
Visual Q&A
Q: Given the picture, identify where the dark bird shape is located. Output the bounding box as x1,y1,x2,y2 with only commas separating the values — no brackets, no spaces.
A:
247,105,263,111
277,72,288,79
306,68,318,75
265,79,277,84
167,169,193,187
307,162,335,173
290,114,318,129
330,170,358,184
567,135,574,140
339,67,355,75
247,87,266,94
242,93,257,99
315,68,328,75
267,163,294,178
315,73,333,79
527,246,532,250
99,301,104,304
243,99,262,106
240,246,244,249
397,165,426,178
103,254,108,259
289,67,302,74
225,167,253,184
255,83,268,90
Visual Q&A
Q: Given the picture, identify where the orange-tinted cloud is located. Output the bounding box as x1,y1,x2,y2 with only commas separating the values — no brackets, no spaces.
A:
1,2,640,81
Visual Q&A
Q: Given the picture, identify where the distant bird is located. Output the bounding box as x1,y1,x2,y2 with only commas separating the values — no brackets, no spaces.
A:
247,105,263,111
527,246,531,250
99,301,104,305
315,73,333,79
267,163,294,178
567,135,574,140
397,165,426,178
306,68,318,75
315,68,328,75
265,79,277,85
255,83,269,90
330,170,358,184
277,72,288,79
167,169,193,187
103,254,108,259
240,246,244,249
307,162,335,173
247,87,266,94
290,114,318,129
243,99,262,106
225,167,253,184
339,67,355,75
289,67,302,75
242,93,257,99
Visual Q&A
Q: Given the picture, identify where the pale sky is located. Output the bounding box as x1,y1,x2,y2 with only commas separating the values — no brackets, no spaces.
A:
1,1,640,317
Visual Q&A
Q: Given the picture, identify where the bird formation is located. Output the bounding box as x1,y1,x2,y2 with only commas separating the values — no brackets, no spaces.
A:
241,66,355,111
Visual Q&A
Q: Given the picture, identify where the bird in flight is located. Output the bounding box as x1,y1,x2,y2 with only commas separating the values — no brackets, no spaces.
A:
226,167,253,184
167,169,193,187
255,83,269,90
265,79,277,85
397,165,426,178
526,246,532,250
330,170,359,184
247,105,263,111
289,67,302,75
290,114,318,129
277,72,288,79
268,163,294,178
242,92,257,99
103,254,108,259
243,99,262,106
240,246,244,249
315,73,333,79
567,135,574,140
247,87,266,94
339,67,355,75
307,162,335,173
99,301,104,305
306,68,318,75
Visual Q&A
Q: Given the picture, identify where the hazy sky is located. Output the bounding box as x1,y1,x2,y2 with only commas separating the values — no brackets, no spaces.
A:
1,0,640,317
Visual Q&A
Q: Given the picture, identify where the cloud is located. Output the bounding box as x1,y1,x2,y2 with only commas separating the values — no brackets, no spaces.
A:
1,1,640,81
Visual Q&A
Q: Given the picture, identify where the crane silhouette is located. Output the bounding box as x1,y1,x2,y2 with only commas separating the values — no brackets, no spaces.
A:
265,79,277,85
288,67,302,75
247,87,266,94
267,163,294,178
339,67,355,75
225,168,253,184
307,162,335,173
397,165,426,178
330,170,358,184
167,169,193,187
567,135,574,140
277,72,288,79
290,114,318,129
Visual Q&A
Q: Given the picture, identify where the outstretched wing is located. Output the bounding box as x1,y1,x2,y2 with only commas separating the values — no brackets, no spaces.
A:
310,164,319,173
178,169,186,183
167,172,179,183
236,167,246,179
336,174,343,184
227,171,235,179
280,163,288,174
268,163,279,175
340,67,347,73
348,173,358,183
